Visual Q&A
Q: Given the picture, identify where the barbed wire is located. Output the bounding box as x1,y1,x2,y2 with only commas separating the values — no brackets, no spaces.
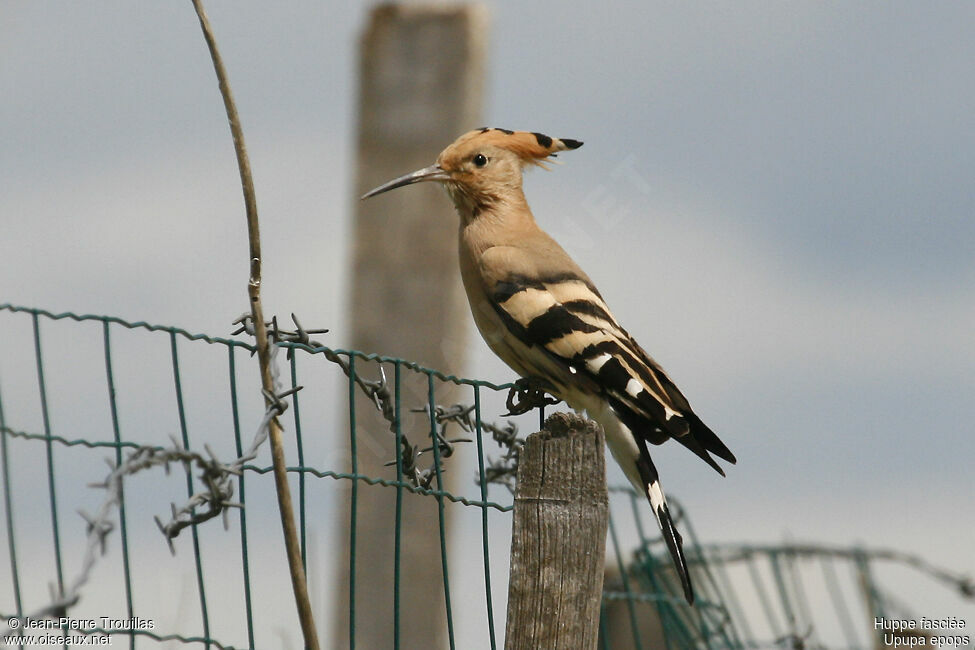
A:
0,321,297,636
153,392,297,547
234,313,557,492
481,418,523,494
0,311,539,636
384,403,475,489
234,313,395,425
382,400,526,493
237,313,461,489
233,314,565,494
240,313,519,492
154,329,298,547
693,542,974,599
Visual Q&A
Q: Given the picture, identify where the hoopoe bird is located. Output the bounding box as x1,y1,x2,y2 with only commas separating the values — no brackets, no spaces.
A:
362,128,735,604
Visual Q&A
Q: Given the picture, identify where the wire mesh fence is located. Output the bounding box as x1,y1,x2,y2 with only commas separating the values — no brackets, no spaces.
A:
601,494,973,650
1,304,971,649
0,303,523,648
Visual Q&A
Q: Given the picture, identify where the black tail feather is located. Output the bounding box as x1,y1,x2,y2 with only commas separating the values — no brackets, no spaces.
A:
687,412,736,465
635,446,694,605
608,393,735,474
672,432,726,476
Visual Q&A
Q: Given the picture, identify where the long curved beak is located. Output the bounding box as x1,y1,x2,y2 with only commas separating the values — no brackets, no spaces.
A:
360,165,450,200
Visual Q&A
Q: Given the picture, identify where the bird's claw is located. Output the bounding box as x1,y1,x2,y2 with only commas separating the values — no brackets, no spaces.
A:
504,378,560,416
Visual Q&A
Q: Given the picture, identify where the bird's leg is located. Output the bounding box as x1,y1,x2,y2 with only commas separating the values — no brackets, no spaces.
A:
504,377,561,416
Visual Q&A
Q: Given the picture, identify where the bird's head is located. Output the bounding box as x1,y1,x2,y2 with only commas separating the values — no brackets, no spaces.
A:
361,128,582,218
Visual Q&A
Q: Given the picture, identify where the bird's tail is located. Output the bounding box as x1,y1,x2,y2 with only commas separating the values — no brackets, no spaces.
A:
635,448,694,605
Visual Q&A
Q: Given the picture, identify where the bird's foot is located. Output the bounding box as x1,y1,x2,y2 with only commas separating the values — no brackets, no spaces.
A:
504,378,561,416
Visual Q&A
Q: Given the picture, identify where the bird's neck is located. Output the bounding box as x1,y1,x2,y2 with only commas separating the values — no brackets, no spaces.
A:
446,184,530,225
456,190,541,257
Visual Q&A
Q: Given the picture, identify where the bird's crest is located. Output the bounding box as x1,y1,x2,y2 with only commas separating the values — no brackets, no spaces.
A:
453,128,583,169
360,128,583,203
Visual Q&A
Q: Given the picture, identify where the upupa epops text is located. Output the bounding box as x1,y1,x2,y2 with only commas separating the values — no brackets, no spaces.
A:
362,128,736,604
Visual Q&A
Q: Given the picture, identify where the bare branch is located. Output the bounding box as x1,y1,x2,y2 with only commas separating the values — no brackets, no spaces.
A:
190,1,319,647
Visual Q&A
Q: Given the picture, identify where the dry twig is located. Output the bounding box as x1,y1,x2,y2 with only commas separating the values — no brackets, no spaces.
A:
191,1,319,647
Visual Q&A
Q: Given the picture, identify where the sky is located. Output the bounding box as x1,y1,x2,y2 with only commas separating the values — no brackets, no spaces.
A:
1,1,973,648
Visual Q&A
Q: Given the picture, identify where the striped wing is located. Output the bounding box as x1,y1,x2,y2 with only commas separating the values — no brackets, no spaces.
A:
490,272,736,472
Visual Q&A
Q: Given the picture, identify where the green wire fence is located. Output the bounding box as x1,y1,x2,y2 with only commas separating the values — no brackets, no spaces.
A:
600,496,973,650
1,303,971,650
0,303,521,649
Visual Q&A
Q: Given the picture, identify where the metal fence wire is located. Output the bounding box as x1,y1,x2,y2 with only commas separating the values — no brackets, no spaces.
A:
1,304,971,650
0,304,521,649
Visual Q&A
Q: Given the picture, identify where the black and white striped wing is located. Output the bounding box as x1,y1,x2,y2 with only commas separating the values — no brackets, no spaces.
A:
491,273,735,472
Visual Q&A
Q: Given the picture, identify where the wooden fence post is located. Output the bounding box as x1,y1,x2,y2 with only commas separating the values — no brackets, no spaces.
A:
505,412,609,650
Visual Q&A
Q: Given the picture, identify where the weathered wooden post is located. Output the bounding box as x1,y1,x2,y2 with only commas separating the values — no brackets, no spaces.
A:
505,413,609,650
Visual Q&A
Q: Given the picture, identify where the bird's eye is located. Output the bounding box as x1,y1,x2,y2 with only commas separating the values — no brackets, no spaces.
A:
473,153,488,167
